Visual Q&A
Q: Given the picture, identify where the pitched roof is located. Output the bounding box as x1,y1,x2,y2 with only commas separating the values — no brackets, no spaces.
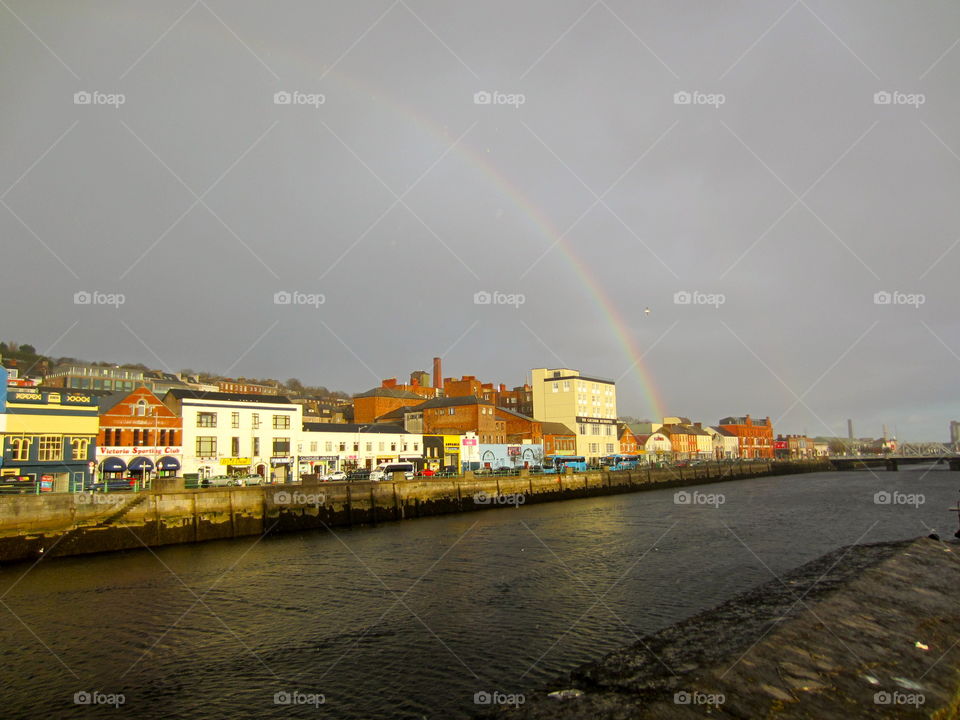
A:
709,425,737,437
354,387,423,400
302,422,410,434
165,388,292,404
495,407,537,421
416,395,492,409
541,421,575,436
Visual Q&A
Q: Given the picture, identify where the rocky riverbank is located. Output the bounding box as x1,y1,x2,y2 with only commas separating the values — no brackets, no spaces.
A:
497,536,960,719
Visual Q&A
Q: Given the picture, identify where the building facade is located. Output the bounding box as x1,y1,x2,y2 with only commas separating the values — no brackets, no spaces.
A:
299,423,422,474
531,368,618,462
0,377,98,491
97,387,183,479
718,415,774,459
164,389,303,481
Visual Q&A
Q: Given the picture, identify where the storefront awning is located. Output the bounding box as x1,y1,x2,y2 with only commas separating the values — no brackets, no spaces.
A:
128,457,155,472
156,456,180,471
101,457,127,473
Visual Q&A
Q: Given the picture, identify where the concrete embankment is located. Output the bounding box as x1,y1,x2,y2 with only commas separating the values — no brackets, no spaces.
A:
499,537,960,719
0,461,827,564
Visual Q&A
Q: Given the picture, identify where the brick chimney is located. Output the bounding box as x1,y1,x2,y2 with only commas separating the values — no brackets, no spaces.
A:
433,357,442,389
382,378,397,389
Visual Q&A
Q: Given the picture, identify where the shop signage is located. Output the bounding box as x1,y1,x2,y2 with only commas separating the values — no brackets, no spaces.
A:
270,457,292,466
97,446,182,457
220,457,252,465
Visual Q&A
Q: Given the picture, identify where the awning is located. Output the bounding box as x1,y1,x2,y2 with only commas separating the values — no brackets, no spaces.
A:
101,457,127,473
128,457,155,472
156,456,180,471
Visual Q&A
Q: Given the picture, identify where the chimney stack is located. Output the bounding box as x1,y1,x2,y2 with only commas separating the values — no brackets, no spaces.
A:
433,357,442,389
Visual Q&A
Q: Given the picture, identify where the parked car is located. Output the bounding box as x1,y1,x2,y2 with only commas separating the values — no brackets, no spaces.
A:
418,469,436,477
0,476,42,494
239,474,264,486
203,475,238,487
323,471,347,482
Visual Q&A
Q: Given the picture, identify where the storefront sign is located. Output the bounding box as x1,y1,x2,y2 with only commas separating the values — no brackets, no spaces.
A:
462,438,478,446
270,457,292,466
220,457,252,465
97,446,182,457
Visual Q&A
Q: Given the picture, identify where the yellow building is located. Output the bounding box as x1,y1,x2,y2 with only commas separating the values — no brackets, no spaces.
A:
530,368,618,462
0,379,100,491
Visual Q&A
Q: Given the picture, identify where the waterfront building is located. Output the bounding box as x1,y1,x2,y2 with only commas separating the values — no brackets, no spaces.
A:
478,442,543,471
641,431,672,462
541,422,577,457
0,371,98,491
531,368,618,463
299,423,421,474
706,426,740,459
163,389,302,481
617,423,640,455
658,423,696,460
96,387,182,480
718,415,774,459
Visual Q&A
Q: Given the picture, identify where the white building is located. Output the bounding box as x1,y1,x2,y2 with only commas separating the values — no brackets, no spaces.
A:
643,431,672,461
706,426,740,459
299,422,423,475
531,368,618,462
163,389,303,481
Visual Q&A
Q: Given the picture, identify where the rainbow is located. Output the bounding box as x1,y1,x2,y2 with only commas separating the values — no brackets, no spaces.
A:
314,69,667,419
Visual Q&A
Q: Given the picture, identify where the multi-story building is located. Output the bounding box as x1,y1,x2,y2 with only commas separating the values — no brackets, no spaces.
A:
706,426,739,459
478,442,544,470
659,423,696,460
163,389,302,481
774,434,816,459
0,373,98,491
415,396,503,444
617,423,640,455
495,408,542,444
444,376,534,416
43,363,190,395
216,379,281,395
639,431,672,462
718,415,774,459
299,423,422,474
96,387,182,480
531,368,618,462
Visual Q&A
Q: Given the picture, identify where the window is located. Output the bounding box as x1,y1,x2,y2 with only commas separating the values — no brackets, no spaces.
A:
353,443,359,452
605,425,613,436
390,442,397,452
606,443,615,453
365,442,372,452
196,436,217,457
133,429,141,445
232,437,240,456
563,381,570,391
273,415,290,429
72,438,89,460
552,382,558,392
339,442,346,452
252,413,260,429
273,438,290,455
325,442,333,452
252,437,260,456
168,430,177,445
232,412,240,429
379,442,385,451
11,437,31,461
413,443,419,452
159,429,167,445
197,412,217,427
310,442,317,452
142,430,151,445
448,408,455,415
134,400,147,416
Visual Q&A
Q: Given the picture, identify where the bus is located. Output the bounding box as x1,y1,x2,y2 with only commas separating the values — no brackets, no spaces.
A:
601,454,640,471
545,455,588,472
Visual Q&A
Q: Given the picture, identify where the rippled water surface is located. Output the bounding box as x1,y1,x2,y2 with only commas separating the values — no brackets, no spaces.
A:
0,466,956,719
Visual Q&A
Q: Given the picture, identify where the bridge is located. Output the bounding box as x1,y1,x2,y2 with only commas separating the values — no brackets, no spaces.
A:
830,446,960,471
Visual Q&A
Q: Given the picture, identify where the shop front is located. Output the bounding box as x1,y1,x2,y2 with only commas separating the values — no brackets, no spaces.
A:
270,456,292,482
220,457,252,476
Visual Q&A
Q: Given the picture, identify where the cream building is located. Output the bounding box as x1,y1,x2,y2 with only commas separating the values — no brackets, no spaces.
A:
531,368,618,462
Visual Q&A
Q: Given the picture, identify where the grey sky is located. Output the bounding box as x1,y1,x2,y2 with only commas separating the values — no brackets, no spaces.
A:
1,1,958,440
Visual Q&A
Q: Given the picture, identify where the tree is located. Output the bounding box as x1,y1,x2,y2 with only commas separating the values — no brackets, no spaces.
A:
286,378,304,392
19,344,36,355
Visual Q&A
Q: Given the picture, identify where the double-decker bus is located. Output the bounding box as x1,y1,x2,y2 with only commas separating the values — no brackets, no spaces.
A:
545,455,588,472
601,454,640,471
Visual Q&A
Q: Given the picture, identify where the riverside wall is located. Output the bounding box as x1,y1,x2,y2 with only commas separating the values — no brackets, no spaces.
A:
0,461,829,564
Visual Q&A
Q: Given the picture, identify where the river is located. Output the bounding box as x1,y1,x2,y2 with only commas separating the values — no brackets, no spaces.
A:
0,465,956,719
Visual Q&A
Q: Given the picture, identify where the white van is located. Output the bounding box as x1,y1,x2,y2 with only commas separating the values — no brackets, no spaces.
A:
369,462,415,482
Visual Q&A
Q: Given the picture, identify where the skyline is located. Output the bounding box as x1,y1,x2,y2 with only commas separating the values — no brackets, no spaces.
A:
2,1,959,441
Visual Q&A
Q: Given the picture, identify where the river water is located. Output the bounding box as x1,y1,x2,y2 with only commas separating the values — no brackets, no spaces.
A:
0,466,956,719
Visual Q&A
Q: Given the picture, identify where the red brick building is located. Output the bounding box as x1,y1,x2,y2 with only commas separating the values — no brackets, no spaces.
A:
354,386,425,423
542,422,577,456
719,415,774,459
617,423,639,454
495,408,542,443
96,387,183,477
217,379,280,395
418,396,503,444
